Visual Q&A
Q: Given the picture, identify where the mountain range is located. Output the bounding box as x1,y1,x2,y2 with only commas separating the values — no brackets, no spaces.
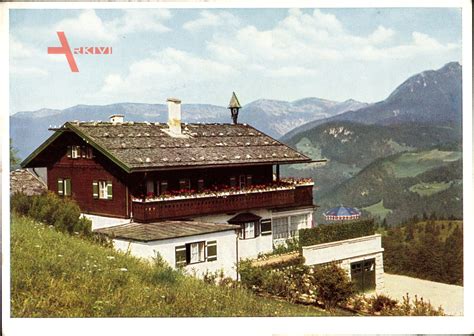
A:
10,61,462,225
11,97,367,159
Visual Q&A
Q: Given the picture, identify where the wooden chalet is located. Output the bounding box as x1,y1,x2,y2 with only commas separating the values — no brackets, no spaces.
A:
21,95,314,227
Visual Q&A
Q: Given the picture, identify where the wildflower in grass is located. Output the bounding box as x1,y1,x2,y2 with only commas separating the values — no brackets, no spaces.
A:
58,254,63,257
119,268,128,272
35,245,40,248
106,256,115,260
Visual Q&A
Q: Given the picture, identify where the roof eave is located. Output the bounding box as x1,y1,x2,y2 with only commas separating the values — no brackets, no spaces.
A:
127,158,311,173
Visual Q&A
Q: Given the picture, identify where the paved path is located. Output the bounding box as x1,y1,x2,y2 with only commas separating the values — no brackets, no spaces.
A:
380,273,463,316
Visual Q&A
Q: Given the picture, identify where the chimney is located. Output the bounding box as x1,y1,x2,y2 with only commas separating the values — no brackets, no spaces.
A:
109,114,124,123
167,97,182,135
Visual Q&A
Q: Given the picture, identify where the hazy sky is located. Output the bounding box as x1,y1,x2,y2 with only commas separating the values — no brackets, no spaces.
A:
9,7,462,114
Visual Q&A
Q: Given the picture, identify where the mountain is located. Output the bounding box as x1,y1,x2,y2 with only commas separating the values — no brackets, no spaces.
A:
280,62,463,225
11,98,366,159
282,62,462,141
282,121,461,196
316,150,462,225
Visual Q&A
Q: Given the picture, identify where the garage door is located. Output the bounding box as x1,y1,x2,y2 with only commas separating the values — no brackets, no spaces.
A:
350,258,376,292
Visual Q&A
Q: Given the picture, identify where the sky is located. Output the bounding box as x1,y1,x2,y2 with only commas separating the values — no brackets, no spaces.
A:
9,7,462,114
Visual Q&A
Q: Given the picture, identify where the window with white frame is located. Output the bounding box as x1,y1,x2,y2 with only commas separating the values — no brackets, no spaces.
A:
272,214,308,239
57,178,71,197
290,214,308,237
175,240,217,267
238,221,259,239
190,241,205,264
272,217,289,239
93,180,113,200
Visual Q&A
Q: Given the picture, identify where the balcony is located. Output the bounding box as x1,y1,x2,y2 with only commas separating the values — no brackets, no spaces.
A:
132,179,314,223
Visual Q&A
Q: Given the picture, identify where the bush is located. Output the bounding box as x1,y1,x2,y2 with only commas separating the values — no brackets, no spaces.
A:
299,219,375,247
11,192,91,235
369,294,398,313
311,263,354,310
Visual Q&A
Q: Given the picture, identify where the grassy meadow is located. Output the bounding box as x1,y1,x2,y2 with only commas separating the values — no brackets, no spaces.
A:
10,214,332,317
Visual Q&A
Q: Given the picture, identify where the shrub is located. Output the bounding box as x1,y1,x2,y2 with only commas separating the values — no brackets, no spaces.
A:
370,294,398,313
299,219,375,247
311,263,354,310
11,192,92,235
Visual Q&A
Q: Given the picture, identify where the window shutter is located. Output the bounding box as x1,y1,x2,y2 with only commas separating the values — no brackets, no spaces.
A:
207,241,217,261
57,179,64,195
92,181,99,199
175,245,187,267
81,146,86,158
107,181,113,200
67,146,72,158
255,220,260,237
65,179,72,196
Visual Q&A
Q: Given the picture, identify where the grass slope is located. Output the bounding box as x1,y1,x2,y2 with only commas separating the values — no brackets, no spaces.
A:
11,215,330,317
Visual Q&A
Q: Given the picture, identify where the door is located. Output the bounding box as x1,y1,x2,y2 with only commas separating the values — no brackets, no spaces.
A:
350,258,376,292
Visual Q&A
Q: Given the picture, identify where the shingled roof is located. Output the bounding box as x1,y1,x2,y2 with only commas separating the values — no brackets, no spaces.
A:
95,221,237,242
22,121,310,172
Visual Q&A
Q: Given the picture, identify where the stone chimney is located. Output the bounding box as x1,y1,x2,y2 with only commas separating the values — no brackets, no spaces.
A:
109,114,124,123
167,98,182,135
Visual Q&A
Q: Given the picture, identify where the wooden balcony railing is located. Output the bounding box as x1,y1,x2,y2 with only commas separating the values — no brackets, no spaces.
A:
132,184,313,223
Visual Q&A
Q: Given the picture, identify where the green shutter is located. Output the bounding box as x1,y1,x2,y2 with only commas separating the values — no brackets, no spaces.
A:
207,241,217,261
65,179,72,196
175,245,187,267
92,181,98,199
107,181,113,200
57,179,64,195
67,146,72,158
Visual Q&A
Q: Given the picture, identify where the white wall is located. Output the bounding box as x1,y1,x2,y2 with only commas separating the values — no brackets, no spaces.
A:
302,234,383,265
113,230,238,279
302,234,384,291
83,213,131,230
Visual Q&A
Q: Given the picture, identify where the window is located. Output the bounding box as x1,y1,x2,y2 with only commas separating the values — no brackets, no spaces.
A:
57,178,71,196
246,175,253,186
260,219,272,236
197,178,205,192
175,240,217,267
160,180,168,194
239,175,246,189
272,215,308,239
67,145,93,159
230,176,236,188
93,180,113,200
290,214,308,237
272,217,289,239
146,180,154,195
239,221,259,239
67,145,81,159
190,242,205,264
179,178,191,190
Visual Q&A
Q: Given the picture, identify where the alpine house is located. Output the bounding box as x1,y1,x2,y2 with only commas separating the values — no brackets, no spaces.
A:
21,93,317,279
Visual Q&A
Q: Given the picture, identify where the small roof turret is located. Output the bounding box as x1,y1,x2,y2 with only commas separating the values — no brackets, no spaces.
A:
228,92,241,109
